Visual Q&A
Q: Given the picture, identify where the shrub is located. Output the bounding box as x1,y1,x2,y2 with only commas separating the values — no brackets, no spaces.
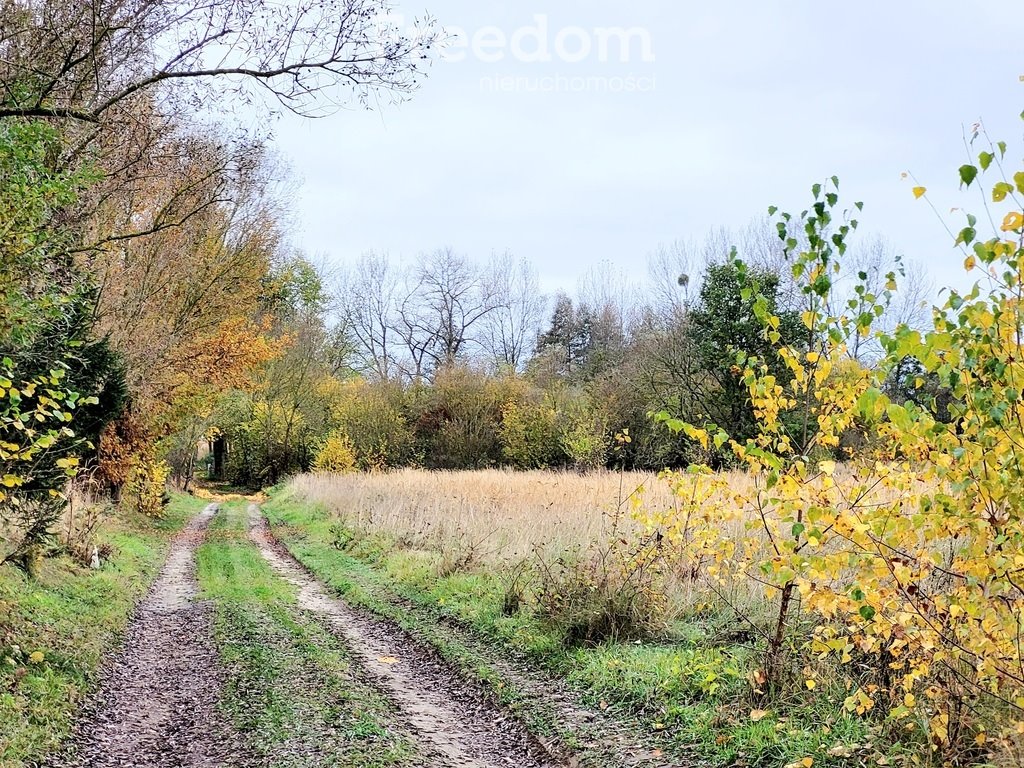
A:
412,367,507,469
498,396,564,469
96,409,151,496
321,378,413,470
533,532,668,646
557,399,609,472
123,456,170,518
0,363,96,572
312,433,357,473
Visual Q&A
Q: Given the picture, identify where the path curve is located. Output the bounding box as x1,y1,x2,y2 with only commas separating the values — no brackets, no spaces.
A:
50,503,255,768
247,504,561,768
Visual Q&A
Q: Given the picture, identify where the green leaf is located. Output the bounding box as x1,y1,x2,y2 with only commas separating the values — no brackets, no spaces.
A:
956,226,977,246
979,151,994,170
1015,171,1024,194
859,605,876,621
791,522,806,538
959,164,979,188
664,418,686,434
994,182,1014,202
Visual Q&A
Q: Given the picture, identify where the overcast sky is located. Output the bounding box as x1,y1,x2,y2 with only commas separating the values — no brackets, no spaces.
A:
268,0,1024,297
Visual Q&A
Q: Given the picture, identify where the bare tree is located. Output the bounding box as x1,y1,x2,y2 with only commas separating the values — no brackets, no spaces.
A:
578,260,641,331
0,0,437,125
887,258,933,332
393,248,501,380
647,240,697,321
344,251,398,380
480,251,546,372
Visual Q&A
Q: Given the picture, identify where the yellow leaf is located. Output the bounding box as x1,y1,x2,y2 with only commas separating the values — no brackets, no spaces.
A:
376,656,400,665
28,651,44,664
1001,211,1024,232
750,709,771,721
805,679,817,690
964,255,976,270
912,186,926,199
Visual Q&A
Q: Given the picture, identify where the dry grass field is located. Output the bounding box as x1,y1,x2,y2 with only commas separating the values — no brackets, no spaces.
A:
288,468,683,561
283,467,924,626
285,467,771,625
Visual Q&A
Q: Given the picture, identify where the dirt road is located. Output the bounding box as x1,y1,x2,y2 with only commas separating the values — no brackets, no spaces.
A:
41,499,687,768
246,504,560,768
49,504,255,768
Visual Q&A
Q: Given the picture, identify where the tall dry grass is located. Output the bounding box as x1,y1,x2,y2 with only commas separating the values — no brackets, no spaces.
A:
288,468,686,561
283,467,887,624
285,468,769,623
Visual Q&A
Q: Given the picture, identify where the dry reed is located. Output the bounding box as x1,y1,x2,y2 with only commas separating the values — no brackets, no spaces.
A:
287,468,682,562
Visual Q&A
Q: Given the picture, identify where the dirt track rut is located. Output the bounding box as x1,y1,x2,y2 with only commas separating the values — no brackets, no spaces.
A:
246,504,561,768
47,504,254,768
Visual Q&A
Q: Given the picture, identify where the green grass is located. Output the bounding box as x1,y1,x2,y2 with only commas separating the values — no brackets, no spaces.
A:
196,501,416,767
0,493,204,768
263,489,882,768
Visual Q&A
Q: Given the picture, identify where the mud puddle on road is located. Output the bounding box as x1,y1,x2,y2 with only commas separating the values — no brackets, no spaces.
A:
49,504,255,768
247,505,561,768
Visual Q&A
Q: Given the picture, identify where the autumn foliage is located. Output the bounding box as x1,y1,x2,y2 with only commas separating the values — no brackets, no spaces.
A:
642,140,1024,759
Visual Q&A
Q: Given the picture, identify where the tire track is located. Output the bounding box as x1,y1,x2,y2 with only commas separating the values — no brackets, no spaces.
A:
47,503,256,768
246,504,561,768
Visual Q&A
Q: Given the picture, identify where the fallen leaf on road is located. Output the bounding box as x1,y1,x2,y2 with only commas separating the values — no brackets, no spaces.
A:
377,656,400,665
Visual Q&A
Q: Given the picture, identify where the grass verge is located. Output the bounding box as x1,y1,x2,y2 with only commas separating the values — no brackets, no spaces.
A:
0,494,203,768
264,488,881,768
196,501,417,768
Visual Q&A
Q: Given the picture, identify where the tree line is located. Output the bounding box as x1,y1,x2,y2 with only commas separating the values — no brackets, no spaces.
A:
205,228,933,489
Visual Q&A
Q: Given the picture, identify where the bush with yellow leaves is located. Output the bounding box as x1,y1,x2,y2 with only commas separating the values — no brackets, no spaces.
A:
123,456,170,518
644,141,1024,763
312,433,357,474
